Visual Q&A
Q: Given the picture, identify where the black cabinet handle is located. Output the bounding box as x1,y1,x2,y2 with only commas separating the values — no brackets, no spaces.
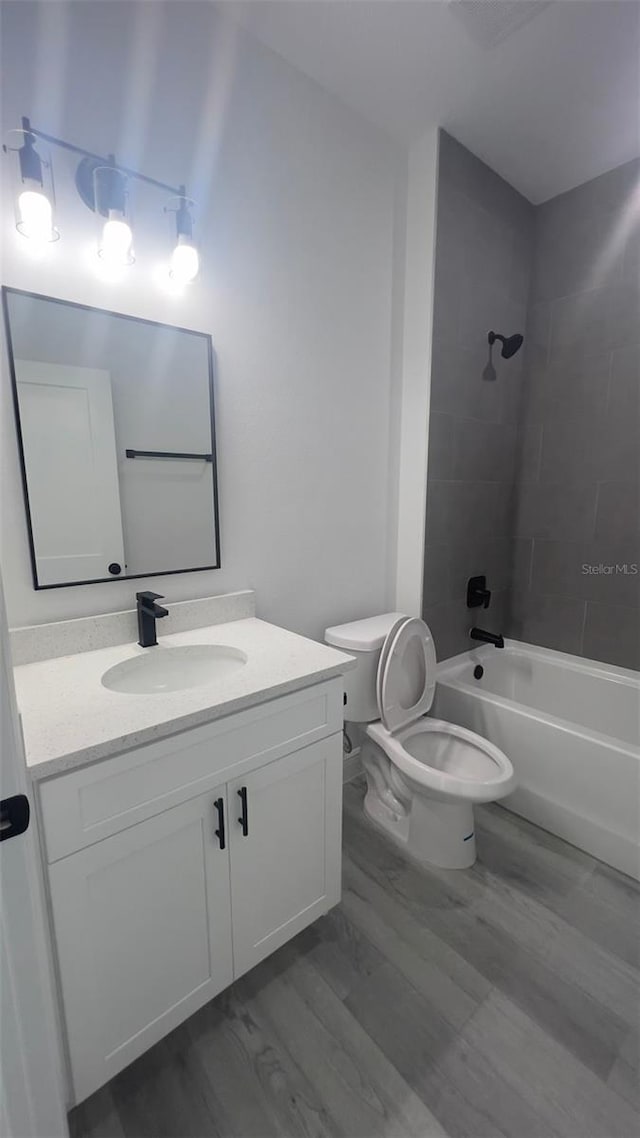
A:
213,797,226,850
237,787,248,837
0,794,30,841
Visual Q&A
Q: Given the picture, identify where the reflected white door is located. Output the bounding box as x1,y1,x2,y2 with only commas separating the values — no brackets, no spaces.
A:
15,360,125,585
0,574,68,1137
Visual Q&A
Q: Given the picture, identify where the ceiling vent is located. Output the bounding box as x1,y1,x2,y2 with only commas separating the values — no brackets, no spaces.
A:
448,1,552,48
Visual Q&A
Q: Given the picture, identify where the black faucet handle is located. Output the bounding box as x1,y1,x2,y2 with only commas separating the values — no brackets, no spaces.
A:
467,575,492,610
136,590,164,604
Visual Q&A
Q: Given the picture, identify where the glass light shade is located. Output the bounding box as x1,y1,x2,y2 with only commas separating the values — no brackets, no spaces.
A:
17,183,54,243
93,165,134,268
170,235,199,283
99,210,134,267
6,126,59,244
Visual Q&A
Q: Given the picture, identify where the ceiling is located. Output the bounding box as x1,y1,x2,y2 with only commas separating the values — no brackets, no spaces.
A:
221,0,640,203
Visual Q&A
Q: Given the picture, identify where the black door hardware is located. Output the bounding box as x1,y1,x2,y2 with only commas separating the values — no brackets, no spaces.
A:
213,797,226,850
108,562,122,575
0,794,30,841
237,787,248,837
467,575,491,609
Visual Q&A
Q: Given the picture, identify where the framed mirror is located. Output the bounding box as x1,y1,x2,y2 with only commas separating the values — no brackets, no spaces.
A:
2,288,220,589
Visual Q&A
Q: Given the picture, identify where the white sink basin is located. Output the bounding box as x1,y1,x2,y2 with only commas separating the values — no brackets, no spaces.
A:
101,644,248,695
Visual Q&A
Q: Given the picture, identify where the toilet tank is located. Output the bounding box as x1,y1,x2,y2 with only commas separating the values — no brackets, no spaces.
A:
325,613,404,722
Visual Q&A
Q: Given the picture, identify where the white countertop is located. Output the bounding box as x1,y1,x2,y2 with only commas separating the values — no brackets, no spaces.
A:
14,618,355,779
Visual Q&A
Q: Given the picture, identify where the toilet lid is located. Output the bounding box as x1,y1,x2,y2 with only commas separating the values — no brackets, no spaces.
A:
377,617,437,733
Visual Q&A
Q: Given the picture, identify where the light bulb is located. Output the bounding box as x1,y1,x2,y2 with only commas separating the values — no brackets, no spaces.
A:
17,186,53,243
170,236,199,283
99,211,133,266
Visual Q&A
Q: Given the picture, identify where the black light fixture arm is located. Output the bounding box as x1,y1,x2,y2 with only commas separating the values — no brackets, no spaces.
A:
17,116,186,198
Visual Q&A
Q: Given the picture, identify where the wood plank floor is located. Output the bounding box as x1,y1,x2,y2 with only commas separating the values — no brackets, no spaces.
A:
70,779,639,1138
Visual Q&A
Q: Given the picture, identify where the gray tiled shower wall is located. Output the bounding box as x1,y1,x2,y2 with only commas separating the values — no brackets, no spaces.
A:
512,158,640,669
424,132,639,669
423,131,533,660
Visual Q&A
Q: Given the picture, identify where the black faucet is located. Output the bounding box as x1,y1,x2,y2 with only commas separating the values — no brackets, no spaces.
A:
136,591,168,648
470,627,504,649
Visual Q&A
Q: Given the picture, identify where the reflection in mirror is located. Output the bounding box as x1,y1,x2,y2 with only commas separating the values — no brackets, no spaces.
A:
2,289,220,588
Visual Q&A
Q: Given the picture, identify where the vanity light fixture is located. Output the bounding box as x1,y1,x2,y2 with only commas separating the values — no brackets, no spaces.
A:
166,190,199,284
4,117,197,282
5,119,59,245
91,163,134,267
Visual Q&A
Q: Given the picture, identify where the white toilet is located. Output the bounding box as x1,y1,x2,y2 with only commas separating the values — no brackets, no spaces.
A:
325,613,515,869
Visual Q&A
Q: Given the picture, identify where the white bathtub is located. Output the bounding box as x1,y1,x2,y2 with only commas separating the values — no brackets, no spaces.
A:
433,641,640,880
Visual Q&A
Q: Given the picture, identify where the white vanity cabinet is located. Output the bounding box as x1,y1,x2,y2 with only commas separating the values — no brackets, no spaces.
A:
36,679,343,1105
48,786,234,1102
228,736,341,977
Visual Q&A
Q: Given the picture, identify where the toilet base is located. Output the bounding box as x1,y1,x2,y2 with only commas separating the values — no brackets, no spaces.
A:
363,790,476,869
362,743,477,869
408,794,476,869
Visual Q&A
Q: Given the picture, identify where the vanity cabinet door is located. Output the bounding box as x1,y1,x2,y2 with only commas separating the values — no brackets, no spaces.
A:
48,787,233,1104
228,734,343,978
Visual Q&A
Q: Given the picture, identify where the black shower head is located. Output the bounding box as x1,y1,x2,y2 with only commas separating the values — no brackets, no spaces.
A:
488,330,524,359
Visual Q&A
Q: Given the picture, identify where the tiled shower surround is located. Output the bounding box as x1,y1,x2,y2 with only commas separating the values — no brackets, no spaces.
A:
423,131,533,659
512,159,640,669
424,132,639,669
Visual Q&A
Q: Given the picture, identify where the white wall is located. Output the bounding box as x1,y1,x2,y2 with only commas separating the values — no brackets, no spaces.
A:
1,0,406,638
394,129,439,616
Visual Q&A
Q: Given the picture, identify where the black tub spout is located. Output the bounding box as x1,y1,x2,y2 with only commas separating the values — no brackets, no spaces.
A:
470,627,504,649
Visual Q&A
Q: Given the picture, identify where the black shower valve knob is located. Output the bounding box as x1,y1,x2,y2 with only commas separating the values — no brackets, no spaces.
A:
467,575,491,609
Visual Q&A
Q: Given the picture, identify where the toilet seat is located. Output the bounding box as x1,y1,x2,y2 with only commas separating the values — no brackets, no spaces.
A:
377,616,437,732
372,617,515,802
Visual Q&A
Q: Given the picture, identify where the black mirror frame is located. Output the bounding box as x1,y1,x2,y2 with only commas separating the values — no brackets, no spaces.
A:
2,286,221,590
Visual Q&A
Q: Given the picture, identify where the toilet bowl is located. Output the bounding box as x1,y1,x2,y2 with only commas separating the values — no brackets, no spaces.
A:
325,613,515,869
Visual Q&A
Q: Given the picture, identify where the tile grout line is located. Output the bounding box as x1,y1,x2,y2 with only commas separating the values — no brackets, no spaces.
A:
579,597,588,656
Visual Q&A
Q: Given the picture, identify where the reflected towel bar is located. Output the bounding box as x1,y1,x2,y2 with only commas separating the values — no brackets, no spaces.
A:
125,449,213,462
